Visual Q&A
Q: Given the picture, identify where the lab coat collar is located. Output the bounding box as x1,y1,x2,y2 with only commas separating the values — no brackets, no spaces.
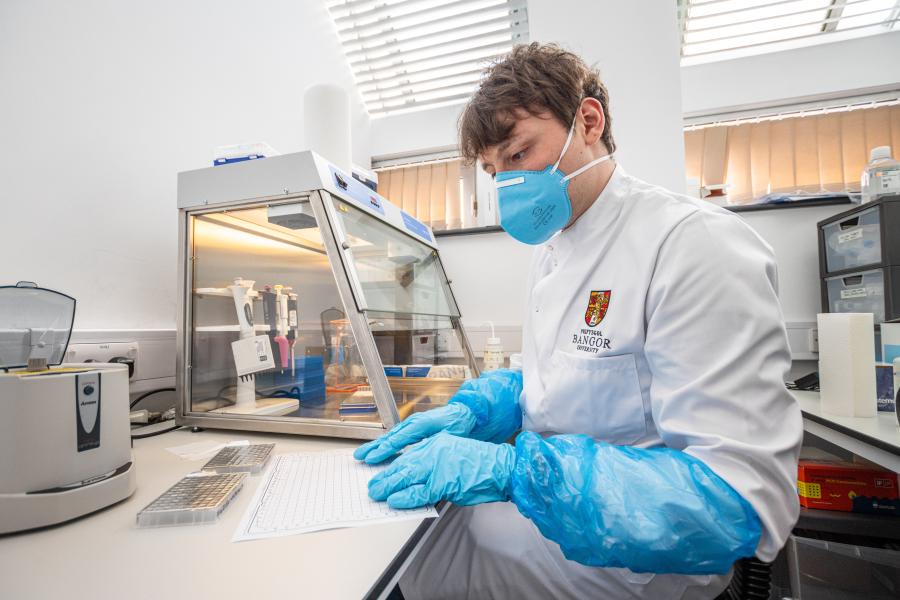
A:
551,163,629,252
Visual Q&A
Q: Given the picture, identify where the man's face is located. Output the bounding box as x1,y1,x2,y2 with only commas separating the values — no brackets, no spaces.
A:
477,100,611,230
479,108,571,179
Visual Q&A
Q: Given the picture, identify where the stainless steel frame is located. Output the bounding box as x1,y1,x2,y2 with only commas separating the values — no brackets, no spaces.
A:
314,190,400,428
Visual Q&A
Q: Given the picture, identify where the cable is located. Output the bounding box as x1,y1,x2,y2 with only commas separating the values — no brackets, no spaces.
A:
269,386,302,399
131,424,181,440
130,387,176,410
216,384,237,396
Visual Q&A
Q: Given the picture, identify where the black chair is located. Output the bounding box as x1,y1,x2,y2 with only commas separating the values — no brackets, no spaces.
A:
715,557,772,600
386,558,772,599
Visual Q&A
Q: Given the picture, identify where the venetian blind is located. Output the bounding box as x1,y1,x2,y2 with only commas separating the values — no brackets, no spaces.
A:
328,0,529,116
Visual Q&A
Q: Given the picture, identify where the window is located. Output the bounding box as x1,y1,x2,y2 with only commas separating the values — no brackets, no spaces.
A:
684,95,900,203
678,0,900,64
327,0,529,116
373,151,498,232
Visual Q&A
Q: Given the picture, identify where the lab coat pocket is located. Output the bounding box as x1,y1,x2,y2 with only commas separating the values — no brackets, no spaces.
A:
540,350,647,444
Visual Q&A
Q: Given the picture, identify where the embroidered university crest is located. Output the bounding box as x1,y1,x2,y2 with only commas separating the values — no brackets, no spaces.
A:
584,291,611,327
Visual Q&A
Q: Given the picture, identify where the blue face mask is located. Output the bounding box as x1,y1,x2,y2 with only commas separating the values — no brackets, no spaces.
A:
494,116,614,245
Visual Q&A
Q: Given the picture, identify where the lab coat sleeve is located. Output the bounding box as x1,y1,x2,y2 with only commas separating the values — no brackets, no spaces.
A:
448,369,523,443
641,209,802,561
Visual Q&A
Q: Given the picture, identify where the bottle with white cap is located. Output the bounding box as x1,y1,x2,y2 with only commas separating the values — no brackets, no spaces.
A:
861,146,900,204
482,321,505,372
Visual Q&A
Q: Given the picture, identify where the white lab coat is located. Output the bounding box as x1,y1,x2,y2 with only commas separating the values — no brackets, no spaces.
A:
401,165,803,600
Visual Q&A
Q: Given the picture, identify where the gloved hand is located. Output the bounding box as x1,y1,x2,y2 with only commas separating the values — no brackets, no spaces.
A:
353,403,477,464
354,369,523,464
368,432,516,509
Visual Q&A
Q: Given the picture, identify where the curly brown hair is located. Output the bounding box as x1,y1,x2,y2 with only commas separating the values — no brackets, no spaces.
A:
458,42,615,165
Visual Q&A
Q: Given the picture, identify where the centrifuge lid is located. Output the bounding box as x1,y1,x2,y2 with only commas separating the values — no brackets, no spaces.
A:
0,282,76,369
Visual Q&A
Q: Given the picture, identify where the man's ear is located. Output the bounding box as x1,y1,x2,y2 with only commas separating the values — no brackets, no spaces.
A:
580,98,606,147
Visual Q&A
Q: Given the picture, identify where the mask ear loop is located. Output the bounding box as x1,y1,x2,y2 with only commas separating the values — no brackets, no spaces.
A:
549,113,578,175
561,153,615,183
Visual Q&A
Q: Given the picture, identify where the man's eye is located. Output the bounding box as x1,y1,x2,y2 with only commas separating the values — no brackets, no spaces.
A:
511,149,527,162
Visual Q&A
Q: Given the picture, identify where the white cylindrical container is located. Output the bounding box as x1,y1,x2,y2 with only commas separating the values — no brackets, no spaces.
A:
817,313,877,417
303,84,352,173
481,321,504,371
483,337,505,371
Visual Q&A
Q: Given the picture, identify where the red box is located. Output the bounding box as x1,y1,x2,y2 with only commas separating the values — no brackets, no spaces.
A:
798,460,899,515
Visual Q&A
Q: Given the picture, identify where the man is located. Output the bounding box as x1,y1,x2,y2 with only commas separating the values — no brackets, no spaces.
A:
354,43,802,599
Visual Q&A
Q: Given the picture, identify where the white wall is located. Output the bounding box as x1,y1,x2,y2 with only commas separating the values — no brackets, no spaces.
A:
738,203,855,361
528,0,687,193
682,31,900,116
738,205,849,324
0,0,367,330
369,103,463,158
441,231,533,344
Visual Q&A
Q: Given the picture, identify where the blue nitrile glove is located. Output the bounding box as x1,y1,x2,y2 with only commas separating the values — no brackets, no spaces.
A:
354,403,477,464
367,432,515,509
450,368,523,443
353,369,523,465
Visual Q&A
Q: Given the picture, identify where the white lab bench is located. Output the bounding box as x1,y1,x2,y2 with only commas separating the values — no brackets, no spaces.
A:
0,428,438,600
792,390,900,473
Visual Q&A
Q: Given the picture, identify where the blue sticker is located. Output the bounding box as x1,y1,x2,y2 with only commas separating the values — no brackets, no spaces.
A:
884,344,900,365
401,211,432,242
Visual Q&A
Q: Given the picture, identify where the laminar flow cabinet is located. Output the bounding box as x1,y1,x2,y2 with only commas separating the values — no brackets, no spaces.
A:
176,151,478,439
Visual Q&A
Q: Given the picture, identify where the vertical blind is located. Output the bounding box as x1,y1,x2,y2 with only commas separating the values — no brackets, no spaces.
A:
685,103,900,203
376,159,464,230
327,0,529,116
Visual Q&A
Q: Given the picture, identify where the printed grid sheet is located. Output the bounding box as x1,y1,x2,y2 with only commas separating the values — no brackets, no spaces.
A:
233,448,436,542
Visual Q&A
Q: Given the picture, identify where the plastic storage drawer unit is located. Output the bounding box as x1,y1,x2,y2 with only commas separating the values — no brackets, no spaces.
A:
822,267,900,325
788,535,900,599
818,195,900,276
821,206,882,273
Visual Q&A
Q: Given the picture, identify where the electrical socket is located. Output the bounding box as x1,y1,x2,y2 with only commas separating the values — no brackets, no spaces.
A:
65,342,138,378
808,328,818,354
